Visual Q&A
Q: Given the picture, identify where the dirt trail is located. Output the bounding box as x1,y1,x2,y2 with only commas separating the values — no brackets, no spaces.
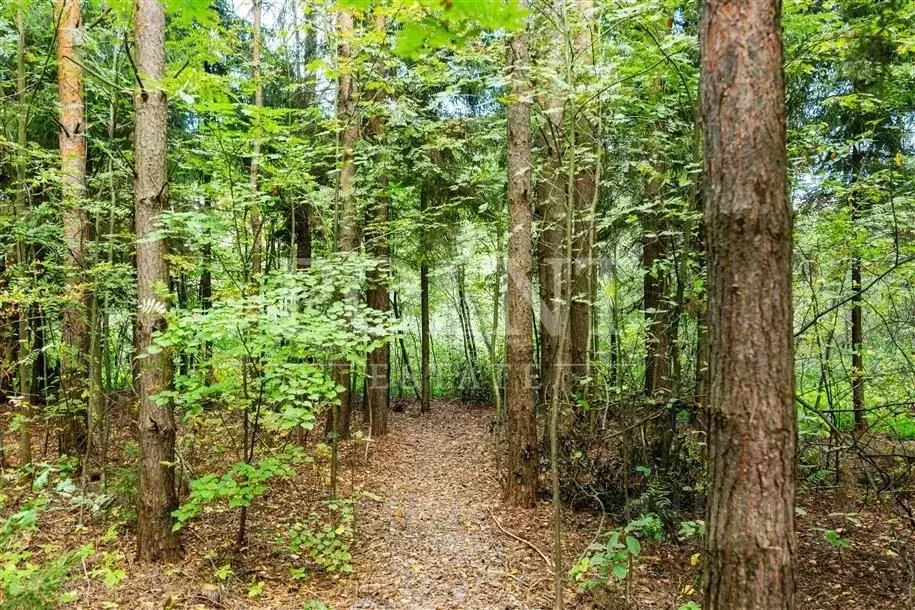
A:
327,400,568,609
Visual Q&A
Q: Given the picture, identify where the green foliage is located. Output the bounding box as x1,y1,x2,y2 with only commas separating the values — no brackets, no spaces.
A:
173,453,302,529
281,499,355,577
0,494,90,609
570,513,663,590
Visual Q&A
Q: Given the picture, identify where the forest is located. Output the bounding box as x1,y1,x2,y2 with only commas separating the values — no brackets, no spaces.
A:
0,0,913,607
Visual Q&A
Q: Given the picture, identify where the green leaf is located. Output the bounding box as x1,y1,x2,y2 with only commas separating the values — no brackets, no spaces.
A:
625,535,641,556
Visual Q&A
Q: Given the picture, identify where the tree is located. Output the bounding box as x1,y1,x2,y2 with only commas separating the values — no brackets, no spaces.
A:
134,0,181,562
503,3,537,507
332,5,359,438
365,9,391,437
700,0,796,605
249,0,263,278
56,0,90,459
14,6,33,468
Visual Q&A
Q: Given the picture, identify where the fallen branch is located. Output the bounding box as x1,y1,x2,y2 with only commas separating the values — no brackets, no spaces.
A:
488,509,553,569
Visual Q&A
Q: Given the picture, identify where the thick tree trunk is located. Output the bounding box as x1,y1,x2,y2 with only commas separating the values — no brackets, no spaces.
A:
503,20,537,507
57,0,91,458
642,221,673,399
568,0,597,397
700,0,796,605
365,12,390,436
134,0,180,562
536,100,566,407
331,6,359,437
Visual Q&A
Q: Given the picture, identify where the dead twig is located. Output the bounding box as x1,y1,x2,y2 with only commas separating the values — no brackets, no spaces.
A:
488,509,553,569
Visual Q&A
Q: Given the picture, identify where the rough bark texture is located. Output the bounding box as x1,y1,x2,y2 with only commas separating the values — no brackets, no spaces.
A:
642,211,673,400
249,0,264,277
332,6,359,436
503,21,537,507
568,0,597,395
700,0,796,605
57,0,91,458
365,12,390,436
134,0,180,562
849,150,865,433
535,29,567,408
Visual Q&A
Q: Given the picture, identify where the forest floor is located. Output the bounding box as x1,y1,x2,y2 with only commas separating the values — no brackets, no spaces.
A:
3,399,914,608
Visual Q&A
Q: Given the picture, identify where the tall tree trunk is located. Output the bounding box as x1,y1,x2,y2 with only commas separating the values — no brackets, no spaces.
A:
700,0,795,604
294,204,312,270
392,292,420,402
15,7,33,468
249,0,264,277
642,176,673,402
420,261,431,414
365,10,390,436
850,146,866,434
134,0,181,562
57,0,91,459
332,6,359,437
503,17,537,507
419,183,431,414
568,0,597,398
536,80,566,407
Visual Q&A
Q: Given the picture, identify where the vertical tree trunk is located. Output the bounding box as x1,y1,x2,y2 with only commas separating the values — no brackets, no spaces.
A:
294,204,312,270
249,0,264,277
57,0,91,459
420,261,431,414
642,177,673,401
503,16,537,507
536,131,566,407
700,0,795,604
134,0,181,562
15,8,33,468
849,146,866,434
419,182,431,414
331,6,359,437
392,292,420,402
365,10,390,436
568,0,597,397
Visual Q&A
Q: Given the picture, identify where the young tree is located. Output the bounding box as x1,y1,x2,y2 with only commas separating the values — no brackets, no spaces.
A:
503,4,537,507
134,0,181,562
57,0,90,459
249,0,264,277
14,6,33,468
700,0,796,606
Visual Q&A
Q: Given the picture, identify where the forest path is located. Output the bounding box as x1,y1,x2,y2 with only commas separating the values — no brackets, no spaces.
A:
327,400,563,609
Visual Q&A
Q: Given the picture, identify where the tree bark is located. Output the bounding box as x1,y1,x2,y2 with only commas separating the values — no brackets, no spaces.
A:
536,44,567,409
57,0,91,459
568,0,597,397
503,17,537,507
365,10,390,436
134,0,181,562
850,146,866,434
331,6,359,437
420,262,431,413
700,0,795,605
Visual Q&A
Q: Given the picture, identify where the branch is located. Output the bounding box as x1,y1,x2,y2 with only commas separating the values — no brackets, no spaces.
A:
488,509,553,569
794,255,915,337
